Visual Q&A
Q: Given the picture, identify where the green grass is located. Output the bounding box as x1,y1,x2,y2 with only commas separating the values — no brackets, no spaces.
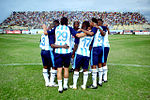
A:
0,34,150,100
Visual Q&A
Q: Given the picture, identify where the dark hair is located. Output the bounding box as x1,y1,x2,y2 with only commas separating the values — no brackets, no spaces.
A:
82,21,90,30
73,21,79,26
98,19,103,23
91,18,98,24
53,20,59,24
60,17,68,25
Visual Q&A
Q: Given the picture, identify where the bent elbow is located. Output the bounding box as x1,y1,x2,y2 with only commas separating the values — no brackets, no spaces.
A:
50,44,55,48
90,33,94,36
44,32,48,35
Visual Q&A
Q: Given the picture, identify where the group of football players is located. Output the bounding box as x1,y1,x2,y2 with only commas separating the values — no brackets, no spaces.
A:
40,17,110,93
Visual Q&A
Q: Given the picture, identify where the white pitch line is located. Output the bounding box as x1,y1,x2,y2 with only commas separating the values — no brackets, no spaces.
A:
0,63,150,68
0,63,42,66
108,63,150,68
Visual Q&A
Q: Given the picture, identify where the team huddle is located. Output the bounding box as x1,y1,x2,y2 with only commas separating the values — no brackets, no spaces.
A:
40,17,110,93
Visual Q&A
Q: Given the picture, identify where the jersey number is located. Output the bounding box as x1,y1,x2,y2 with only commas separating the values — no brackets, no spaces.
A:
57,31,68,41
41,37,45,46
82,38,92,48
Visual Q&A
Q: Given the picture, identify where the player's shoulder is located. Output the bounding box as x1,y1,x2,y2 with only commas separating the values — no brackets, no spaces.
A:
101,26,107,32
41,33,46,37
68,26,73,30
91,27,98,34
55,26,60,30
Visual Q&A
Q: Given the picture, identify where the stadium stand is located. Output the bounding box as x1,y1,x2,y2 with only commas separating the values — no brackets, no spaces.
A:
0,11,149,30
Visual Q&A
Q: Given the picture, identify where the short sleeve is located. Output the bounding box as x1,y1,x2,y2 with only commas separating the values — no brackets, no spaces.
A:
101,26,107,32
69,27,77,37
91,27,97,35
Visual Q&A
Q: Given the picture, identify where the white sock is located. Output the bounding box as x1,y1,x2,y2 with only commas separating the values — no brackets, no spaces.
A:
58,80,63,91
63,78,68,88
50,69,57,84
92,69,97,87
98,68,103,84
83,72,88,86
43,68,50,84
103,65,108,81
73,71,79,87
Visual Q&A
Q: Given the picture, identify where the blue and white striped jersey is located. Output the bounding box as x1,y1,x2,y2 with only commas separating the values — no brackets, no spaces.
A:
54,25,74,54
92,26,103,47
101,26,110,47
103,31,110,47
75,32,93,57
40,33,52,51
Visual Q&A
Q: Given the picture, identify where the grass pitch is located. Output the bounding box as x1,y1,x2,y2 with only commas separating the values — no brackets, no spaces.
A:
0,34,150,100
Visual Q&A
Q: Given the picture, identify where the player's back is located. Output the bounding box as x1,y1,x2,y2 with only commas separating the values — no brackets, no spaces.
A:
76,33,93,57
92,27,103,47
40,34,52,50
55,25,72,54
101,26,110,47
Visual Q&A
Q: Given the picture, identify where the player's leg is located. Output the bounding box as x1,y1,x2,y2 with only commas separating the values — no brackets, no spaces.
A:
81,70,88,90
70,54,81,89
71,69,79,89
41,50,50,87
49,67,58,86
81,56,90,90
43,66,50,86
69,56,74,73
88,47,98,89
55,53,63,93
98,48,103,86
102,47,110,82
63,67,69,90
98,63,103,86
49,50,58,86
57,67,63,93
63,53,71,90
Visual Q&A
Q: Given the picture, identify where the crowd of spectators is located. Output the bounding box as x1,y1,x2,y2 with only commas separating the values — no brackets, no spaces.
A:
0,11,148,29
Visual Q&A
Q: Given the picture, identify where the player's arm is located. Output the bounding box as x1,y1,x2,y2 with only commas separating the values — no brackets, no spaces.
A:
78,28,94,36
72,44,78,58
49,34,68,49
76,32,87,37
72,37,79,58
89,39,93,51
51,44,69,49
42,24,55,35
106,26,110,34
42,24,48,35
95,25,105,36
78,26,99,36
69,27,87,38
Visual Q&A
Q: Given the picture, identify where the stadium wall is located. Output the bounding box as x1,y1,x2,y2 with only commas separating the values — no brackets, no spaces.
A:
0,29,4,34
3,29,44,34
110,30,150,35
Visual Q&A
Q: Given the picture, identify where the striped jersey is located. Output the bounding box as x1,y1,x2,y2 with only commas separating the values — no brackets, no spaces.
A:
101,26,110,47
54,25,75,54
92,26,103,47
40,33,52,51
75,32,93,57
